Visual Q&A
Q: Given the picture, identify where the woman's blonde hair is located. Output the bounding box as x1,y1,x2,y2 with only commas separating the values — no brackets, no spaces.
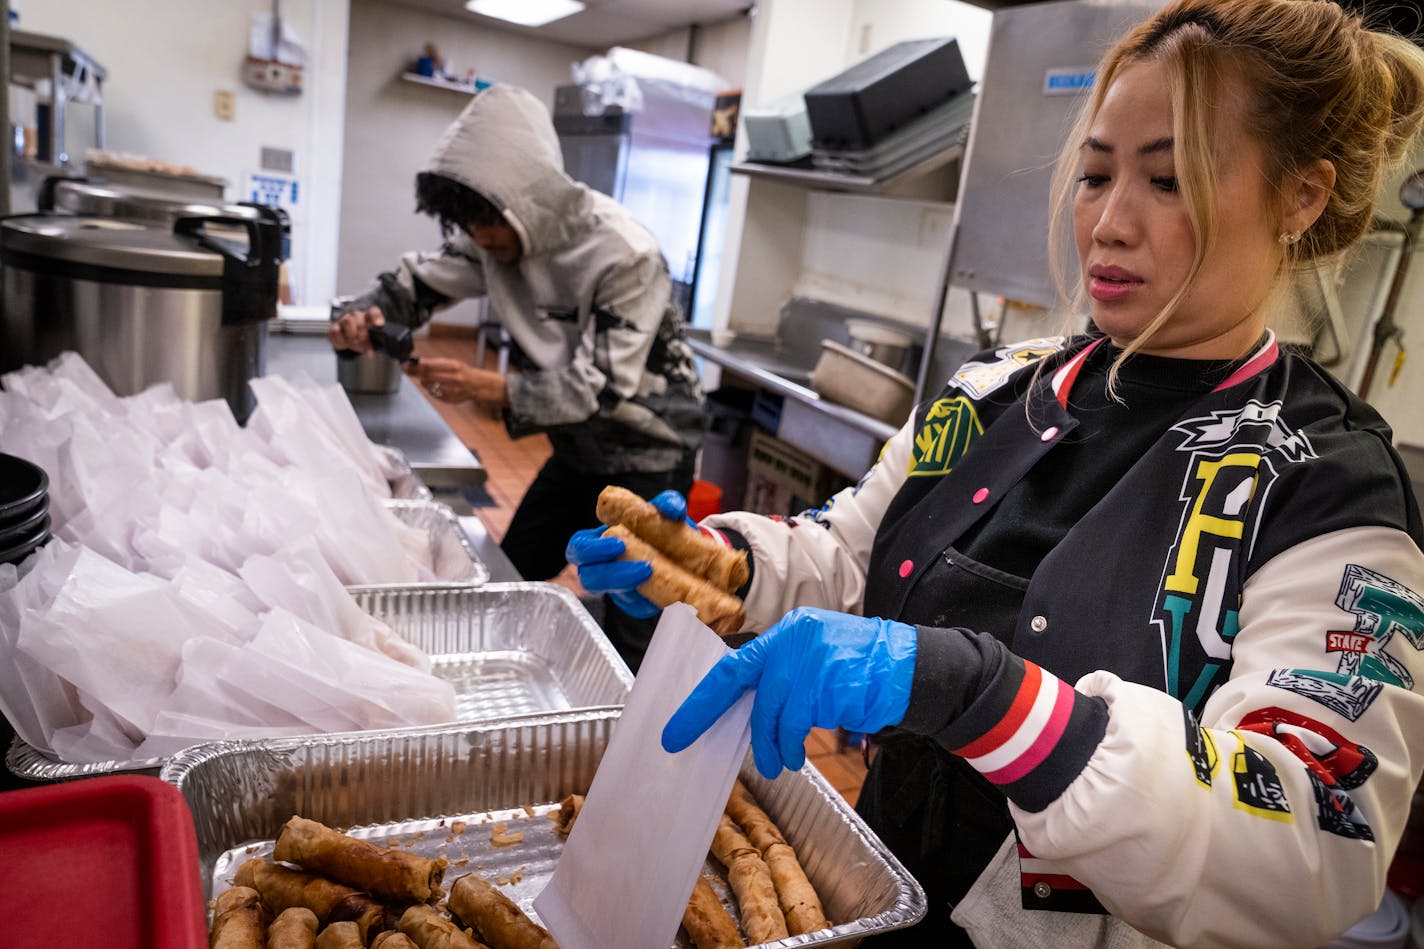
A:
1045,0,1424,374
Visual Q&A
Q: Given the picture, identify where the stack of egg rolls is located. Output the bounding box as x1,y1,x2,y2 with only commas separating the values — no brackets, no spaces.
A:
596,485,748,635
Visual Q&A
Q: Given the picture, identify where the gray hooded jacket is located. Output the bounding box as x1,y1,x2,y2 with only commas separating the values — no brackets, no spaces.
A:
356,85,705,475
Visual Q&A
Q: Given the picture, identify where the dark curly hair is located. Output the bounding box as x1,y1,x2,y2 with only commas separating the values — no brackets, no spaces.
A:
415,172,504,236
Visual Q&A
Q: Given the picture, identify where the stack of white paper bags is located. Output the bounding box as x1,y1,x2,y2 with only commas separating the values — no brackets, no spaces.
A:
0,353,459,765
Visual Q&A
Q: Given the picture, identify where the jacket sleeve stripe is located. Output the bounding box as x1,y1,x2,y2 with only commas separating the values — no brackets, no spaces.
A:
985,679,1077,784
954,660,1045,758
958,662,1076,782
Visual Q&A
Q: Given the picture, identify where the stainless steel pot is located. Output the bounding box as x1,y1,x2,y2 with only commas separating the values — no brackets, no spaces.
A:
0,211,285,422
331,295,402,395
845,318,921,376
40,175,291,259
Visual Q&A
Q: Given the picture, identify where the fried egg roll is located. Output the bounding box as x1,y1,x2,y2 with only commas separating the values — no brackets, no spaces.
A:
710,815,788,943
371,933,419,949
235,859,387,942
397,905,489,949
314,922,364,949
726,781,829,934
605,525,746,635
211,885,269,949
274,815,447,902
267,907,318,949
448,873,558,949
596,485,749,592
682,875,745,949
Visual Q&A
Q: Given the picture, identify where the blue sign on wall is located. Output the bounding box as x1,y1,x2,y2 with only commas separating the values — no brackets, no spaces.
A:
243,171,300,212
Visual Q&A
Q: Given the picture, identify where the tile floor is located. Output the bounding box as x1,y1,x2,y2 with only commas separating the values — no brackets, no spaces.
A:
412,328,871,805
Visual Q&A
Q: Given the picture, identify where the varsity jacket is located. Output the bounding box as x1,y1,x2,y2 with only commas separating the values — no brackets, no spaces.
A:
351,85,705,475
705,333,1424,948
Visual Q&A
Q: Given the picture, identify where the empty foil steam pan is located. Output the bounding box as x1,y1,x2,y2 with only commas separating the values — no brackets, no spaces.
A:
377,445,433,501
162,710,927,947
7,582,631,782
377,499,489,588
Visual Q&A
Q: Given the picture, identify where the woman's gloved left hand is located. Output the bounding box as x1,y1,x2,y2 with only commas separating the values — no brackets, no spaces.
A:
662,606,917,778
564,490,691,618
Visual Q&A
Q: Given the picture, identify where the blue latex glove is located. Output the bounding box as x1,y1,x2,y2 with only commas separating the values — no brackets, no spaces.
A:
648,489,694,525
662,606,917,778
564,490,691,617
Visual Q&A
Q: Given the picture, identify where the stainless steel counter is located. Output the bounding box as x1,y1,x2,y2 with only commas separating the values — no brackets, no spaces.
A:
265,330,486,489
689,332,898,443
689,331,899,479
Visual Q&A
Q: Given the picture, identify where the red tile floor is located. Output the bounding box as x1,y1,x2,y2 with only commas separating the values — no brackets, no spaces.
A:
412,327,871,804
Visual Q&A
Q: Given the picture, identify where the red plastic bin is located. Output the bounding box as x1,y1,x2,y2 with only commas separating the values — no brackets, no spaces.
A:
0,774,208,949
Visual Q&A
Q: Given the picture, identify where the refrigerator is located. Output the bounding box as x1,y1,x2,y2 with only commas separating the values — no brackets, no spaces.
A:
553,82,715,313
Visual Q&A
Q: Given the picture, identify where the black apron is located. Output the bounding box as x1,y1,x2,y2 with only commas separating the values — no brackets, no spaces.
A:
856,546,1028,947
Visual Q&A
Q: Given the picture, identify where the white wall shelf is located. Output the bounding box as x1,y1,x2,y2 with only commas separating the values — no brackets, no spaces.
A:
400,71,486,95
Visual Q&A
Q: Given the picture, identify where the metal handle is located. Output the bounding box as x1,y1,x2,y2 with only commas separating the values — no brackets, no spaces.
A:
172,212,283,327
172,212,279,268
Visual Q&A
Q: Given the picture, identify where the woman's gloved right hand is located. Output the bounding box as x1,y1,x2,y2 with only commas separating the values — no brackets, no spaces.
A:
564,490,689,617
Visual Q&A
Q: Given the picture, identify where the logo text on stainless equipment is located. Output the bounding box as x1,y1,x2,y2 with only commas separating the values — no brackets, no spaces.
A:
1044,67,1096,96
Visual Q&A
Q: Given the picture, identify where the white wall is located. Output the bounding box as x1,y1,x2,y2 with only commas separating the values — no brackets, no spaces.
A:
16,0,350,307
336,0,594,323
849,0,992,80
627,15,753,91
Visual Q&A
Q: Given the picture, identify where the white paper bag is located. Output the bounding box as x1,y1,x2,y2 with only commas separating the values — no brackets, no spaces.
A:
535,604,753,949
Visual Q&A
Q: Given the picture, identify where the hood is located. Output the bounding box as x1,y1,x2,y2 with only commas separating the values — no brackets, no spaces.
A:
423,84,585,257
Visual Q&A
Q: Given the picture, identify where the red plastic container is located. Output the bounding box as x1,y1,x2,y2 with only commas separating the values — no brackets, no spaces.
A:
688,479,723,523
0,774,208,949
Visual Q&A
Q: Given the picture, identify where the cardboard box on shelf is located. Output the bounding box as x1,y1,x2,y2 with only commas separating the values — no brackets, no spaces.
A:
745,430,841,517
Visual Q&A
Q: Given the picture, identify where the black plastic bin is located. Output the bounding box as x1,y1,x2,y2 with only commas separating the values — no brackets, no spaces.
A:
804,37,972,150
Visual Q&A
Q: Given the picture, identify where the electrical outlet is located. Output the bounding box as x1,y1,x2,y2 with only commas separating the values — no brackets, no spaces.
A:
214,90,236,121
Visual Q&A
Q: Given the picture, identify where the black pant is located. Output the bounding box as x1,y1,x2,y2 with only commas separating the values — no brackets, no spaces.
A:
499,453,693,672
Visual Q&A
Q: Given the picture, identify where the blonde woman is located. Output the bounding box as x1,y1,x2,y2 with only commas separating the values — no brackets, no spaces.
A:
570,0,1424,945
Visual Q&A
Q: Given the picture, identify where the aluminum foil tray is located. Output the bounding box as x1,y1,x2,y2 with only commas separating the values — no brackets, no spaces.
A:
381,499,488,587
162,711,926,947
7,582,631,783
376,444,433,501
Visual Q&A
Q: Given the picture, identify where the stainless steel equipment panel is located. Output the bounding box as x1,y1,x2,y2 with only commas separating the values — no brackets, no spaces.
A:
950,0,1165,309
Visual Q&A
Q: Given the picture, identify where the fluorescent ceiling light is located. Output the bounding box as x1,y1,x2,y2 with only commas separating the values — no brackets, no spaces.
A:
465,0,585,27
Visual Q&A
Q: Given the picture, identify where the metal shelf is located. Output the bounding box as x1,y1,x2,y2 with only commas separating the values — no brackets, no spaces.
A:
729,141,964,196
8,29,106,169
10,29,106,89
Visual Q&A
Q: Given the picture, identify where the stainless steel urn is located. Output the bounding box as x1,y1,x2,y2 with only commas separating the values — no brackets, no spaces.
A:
0,210,285,422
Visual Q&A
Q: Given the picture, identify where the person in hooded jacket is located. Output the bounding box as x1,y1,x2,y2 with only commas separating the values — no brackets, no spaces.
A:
331,85,707,669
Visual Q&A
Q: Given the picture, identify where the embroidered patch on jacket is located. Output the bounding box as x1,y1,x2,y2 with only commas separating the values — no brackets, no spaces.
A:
950,337,1063,399
1329,564,1424,687
1265,669,1383,722
1229,735,1292,822
1184,709,1220,788
908,397,984,478
1152,401,1316,709
1268,564,1424,719
1238,708,1377,840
